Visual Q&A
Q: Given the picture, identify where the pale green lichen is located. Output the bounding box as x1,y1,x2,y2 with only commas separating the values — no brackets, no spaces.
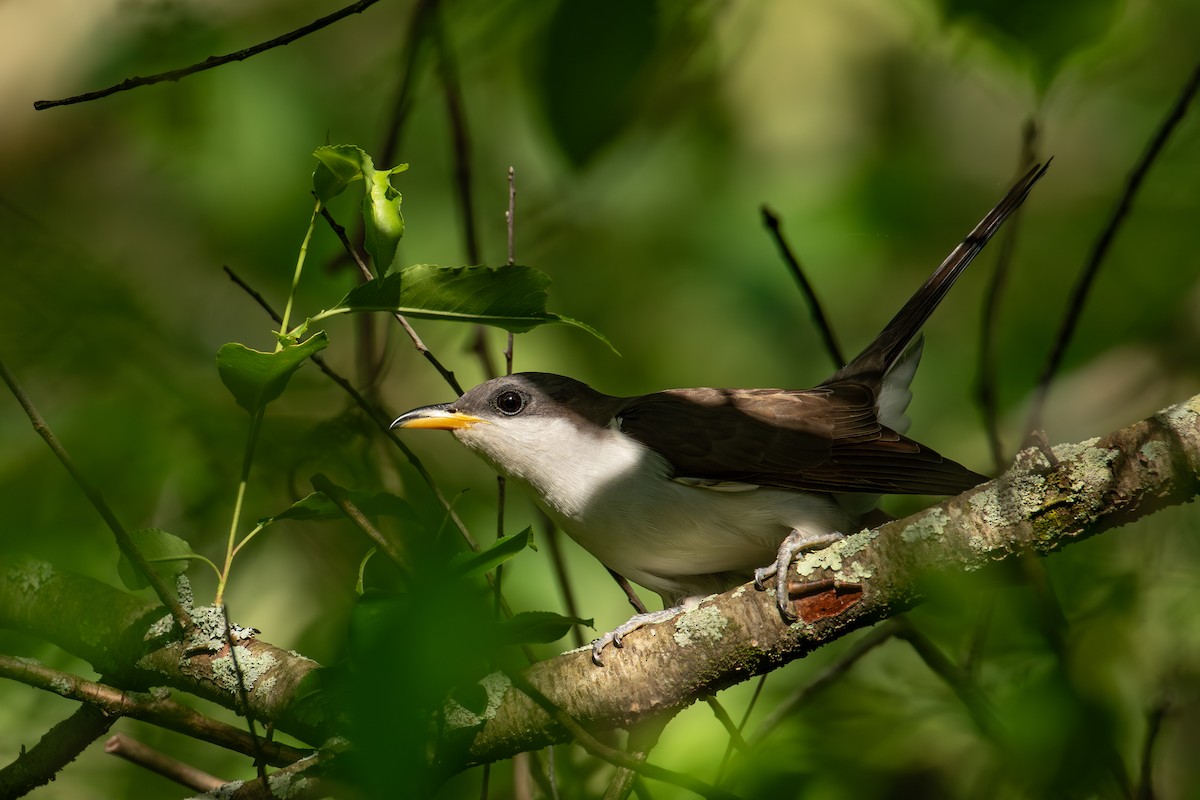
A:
442,672,512,731
8,560,54,595
1057,439,1118,490
730,584,747,598
211,645,277,692
792,528,877,582
901,507,950,543
1139,440,1170,463
673,605,728,647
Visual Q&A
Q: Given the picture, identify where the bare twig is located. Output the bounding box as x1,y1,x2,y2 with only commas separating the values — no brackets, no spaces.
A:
34,0,384,110
221,605,270,789
0,358,191,631
1136,701,1170,800
433,7,480,266
505,671,741,800
542,516,586,648
105,733,225,792
704,697,748,754
318,206,465,395
222,265,478,551
378,0,440,166
1025,59,1200,439
311,474,409,572
760,205,844,370
978,119,1039,472
0,704,114,796
606,567,649,615
0,654,307,766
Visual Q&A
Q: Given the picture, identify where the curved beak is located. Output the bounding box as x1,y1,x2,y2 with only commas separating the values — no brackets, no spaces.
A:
390,403,485,431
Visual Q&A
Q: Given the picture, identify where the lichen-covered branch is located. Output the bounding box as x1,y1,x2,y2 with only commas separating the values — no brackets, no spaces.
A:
444,393,1200,766
1,395,1197,776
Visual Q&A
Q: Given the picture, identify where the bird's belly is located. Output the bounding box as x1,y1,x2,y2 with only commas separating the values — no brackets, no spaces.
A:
542,477,859,602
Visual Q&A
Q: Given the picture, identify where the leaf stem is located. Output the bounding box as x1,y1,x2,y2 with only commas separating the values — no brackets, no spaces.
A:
215,410,264,606
278,199,322,349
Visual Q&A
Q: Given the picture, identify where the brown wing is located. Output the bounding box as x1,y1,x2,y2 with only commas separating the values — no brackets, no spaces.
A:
616,385,985,495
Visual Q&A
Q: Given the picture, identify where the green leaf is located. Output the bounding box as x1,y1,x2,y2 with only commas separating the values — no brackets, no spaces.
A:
263,488,419,526
447,527,535,579
311,144,408,272
312,144,365,202
117,528,196,591
330,264,613,348
490,611,593,645
216,332,329,415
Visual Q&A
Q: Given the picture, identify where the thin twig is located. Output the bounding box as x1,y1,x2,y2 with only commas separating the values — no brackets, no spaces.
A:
607,568,649,615
318,206,465,395
433,6,480,265
1136,701,1170,800
0,704,115,797
0,358,191,631
34,0,384,110
221,606,270,789
105,733,225,792
892,618,1002,741
505,671,743,800
311,474,410,572
0,654,307,766
504,166,517,373
378,0,440,166
222,266,478,551
751,622,897,744
1025,58,1200,439
704,697,749,754
760,205,844,370
715,675,766,785
978,119,1039,472
542,516,586,648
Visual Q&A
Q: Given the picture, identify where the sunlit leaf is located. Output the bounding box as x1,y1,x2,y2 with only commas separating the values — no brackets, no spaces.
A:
117,528,196,591
216,333,329,415
311,144,408,272
489,611,593,645
447,527,535,579
331,264,613,347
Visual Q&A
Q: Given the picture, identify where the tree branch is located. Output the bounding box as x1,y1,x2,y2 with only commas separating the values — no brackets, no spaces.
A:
0,394,1196,775
34,0,384,110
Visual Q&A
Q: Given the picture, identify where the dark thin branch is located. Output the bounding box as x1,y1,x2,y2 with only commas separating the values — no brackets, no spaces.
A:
35,0,384,110
751,622,897,744
892,618,1003,741
222,266,478,551
607,568,649,615
0,704,115,797
0,358,191,631
0,654,307,766
715,675,766,784
317,206,464,394
978,119,1039,473
704,697,748,754
542,516,587,649
504,671,743,800
1136,701,1170,800
433,7,480,266
105,733,225,793
221,605,269,787
760,205,844,370
1025,58,1200,439
378,0,440,166
311,476,409,573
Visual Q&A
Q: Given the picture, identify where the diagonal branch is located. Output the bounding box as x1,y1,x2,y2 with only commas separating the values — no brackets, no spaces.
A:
34,0,384,110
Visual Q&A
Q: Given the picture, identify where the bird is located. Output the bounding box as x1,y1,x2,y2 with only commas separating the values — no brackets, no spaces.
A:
392,162,1049,664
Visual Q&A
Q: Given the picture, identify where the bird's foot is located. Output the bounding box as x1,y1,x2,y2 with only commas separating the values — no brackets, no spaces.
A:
754,529,844,621
590,605,691,666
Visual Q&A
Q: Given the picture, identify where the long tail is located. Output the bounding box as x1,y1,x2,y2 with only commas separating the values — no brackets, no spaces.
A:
829,160,1050,384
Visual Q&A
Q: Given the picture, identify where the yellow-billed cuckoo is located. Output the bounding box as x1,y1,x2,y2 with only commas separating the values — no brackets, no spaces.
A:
393,162,1048,664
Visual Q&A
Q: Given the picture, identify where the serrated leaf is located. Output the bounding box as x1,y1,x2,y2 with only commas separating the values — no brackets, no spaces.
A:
332,264,613,348
447,527,534,579
117,528,196,591
217,333,329,415
490,611,593,645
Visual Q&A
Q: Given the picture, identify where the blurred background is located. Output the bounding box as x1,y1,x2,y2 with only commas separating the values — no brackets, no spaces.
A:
1,0,1199,797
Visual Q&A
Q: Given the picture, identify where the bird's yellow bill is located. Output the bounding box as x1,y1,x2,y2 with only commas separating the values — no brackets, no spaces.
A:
391,410,484,430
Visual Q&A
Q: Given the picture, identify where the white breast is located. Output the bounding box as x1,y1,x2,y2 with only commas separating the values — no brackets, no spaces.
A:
456,415,858,603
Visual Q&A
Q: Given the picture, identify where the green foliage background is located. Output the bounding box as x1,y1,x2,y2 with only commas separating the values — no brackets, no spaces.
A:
1,0,1199,797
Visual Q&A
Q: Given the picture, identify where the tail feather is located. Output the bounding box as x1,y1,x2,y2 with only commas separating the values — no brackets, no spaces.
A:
829,160,1050,384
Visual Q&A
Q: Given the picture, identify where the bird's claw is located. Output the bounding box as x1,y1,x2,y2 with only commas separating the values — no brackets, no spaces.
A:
756,529,844,620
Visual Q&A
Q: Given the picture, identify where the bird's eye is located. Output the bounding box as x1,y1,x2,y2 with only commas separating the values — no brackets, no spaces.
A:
494,390,526,416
